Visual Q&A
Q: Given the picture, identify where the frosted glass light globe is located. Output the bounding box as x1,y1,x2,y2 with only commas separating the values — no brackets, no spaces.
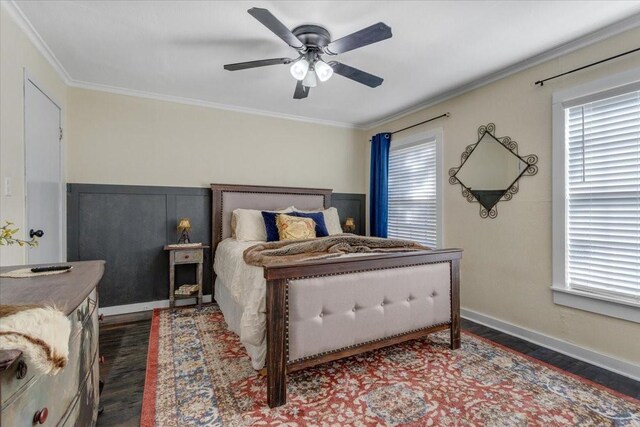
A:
314,60,333,82
302,68,317,87
290,59,309,81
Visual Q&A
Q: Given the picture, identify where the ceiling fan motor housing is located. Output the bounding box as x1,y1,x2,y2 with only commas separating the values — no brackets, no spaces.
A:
292,25,331,49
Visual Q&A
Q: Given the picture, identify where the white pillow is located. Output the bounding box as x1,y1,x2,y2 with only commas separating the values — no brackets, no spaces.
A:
293,207,343,235
232,207,293,241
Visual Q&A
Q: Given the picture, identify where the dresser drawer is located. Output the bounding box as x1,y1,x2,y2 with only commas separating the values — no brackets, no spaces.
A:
174,250,202,264
0,289,99,424
0,354,35,408
59,355,99,427
0,289,94,407
1,341,84,426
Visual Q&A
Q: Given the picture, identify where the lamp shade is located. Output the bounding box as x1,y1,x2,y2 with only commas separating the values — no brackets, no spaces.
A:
290,59,309,81
177,218,191,232
315,60,333,82
344,217,355,232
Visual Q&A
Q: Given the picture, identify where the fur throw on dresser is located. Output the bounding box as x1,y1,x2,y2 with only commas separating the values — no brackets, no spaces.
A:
244,234,430,266
0,305,71,375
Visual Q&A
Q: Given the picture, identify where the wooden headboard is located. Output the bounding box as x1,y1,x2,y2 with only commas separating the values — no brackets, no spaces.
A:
210,184,332,254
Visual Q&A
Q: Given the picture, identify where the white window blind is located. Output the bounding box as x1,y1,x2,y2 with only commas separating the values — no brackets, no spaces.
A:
388,139,438,247
565,89,640,304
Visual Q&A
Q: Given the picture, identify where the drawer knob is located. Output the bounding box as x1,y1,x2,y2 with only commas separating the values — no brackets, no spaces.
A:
98,313,104,321
34,407,48,424
184,255,190,259
16,360,28,379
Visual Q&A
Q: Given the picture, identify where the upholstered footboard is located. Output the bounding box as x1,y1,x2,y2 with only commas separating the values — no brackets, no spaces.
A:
263,249,462,408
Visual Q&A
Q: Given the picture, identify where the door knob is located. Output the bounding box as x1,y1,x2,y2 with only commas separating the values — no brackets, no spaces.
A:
29,229,44,238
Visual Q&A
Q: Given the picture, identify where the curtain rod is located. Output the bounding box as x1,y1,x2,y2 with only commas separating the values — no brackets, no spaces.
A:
534,47,640,87
390,112,451,136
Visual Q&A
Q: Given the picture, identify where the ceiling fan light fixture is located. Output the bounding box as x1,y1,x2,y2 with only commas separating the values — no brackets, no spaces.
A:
223,8,392,99
290,58,309,80
302,68,317,88
314,60,333,82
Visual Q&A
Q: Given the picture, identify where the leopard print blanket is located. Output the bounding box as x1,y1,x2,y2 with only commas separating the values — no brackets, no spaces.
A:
243,234,430,266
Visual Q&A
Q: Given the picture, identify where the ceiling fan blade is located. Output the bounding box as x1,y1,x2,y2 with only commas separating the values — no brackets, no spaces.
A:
329,62,384,88
325,22,392,55
248,8,305,50
293,81,310,99
224,57,293,71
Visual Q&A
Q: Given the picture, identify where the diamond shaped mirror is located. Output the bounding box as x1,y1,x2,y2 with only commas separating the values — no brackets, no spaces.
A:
449,123,538,218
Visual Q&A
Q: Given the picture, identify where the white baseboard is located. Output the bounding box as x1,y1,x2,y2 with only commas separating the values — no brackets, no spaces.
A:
99,295,213,317
461,307,640,382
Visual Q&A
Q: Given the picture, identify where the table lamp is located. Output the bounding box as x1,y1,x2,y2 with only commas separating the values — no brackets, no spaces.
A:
177,218,191,244
343,217,355,233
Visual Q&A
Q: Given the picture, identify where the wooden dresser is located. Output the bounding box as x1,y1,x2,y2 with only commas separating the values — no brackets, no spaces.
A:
0,261,105,426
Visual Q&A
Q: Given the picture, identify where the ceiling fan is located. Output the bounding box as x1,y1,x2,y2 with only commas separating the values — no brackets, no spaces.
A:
223,8,392,99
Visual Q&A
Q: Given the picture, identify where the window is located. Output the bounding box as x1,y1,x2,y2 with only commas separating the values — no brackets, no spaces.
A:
552,68,640,323
387,131,442,248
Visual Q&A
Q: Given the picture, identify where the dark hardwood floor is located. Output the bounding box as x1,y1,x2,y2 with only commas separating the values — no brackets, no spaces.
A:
96,315,639,426
98,320,151,427
461,319,640,399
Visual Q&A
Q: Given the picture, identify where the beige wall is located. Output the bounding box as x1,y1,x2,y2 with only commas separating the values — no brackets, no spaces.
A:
369,27,640,365
67,88,365,193
0,6,67,266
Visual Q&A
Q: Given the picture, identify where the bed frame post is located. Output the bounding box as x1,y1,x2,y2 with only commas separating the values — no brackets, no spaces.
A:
450,258,461,350
266,278,288,408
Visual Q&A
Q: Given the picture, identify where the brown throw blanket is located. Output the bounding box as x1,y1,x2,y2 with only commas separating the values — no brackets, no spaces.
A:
243,234,430,266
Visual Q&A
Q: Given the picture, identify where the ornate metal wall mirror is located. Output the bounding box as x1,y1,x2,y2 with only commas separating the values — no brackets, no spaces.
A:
449,123,538,218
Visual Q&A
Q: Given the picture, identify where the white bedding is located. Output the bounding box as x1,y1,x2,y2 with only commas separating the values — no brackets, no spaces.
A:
214,238,268,369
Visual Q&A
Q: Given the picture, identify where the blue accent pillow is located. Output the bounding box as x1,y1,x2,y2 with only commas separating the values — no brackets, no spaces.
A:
261,211,283,242
292,211,329,237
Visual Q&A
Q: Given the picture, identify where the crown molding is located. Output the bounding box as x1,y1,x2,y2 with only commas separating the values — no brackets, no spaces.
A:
362,12,640,130
67,79,363,129
2,0,72,85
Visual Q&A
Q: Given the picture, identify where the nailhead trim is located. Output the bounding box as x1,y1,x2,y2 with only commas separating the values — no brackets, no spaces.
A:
285,282,290,358
286,260,453,364
283,259,452,282
287,321,451,364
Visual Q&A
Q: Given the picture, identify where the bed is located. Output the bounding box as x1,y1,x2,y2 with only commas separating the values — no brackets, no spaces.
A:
211,183,462,408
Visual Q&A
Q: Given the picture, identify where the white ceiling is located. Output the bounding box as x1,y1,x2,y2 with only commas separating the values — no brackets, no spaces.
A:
13,1,640,127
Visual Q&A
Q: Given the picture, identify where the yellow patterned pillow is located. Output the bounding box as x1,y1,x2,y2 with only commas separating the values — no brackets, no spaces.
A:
276,214,316,241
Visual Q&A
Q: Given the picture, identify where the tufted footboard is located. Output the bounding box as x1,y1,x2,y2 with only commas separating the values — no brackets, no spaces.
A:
263,248,462,408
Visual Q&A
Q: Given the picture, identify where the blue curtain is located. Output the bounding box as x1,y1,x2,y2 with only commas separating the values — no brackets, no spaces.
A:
370,133,391,237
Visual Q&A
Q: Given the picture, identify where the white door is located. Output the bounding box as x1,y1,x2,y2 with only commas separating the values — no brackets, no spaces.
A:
24,77,63,264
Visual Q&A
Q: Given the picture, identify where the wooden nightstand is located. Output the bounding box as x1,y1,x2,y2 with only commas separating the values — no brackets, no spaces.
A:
163,244,210,309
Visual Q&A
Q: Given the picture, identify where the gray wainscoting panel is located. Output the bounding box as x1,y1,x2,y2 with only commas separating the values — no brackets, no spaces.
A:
68,184,211,308
78,192,167,306
331,193,366,235
67,184,364,308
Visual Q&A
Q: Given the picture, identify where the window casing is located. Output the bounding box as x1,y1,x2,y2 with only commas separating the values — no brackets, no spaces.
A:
387,131,443,248
552,68,640,323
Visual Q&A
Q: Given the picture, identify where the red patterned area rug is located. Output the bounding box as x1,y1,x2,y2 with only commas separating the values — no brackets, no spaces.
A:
140,305,639,426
